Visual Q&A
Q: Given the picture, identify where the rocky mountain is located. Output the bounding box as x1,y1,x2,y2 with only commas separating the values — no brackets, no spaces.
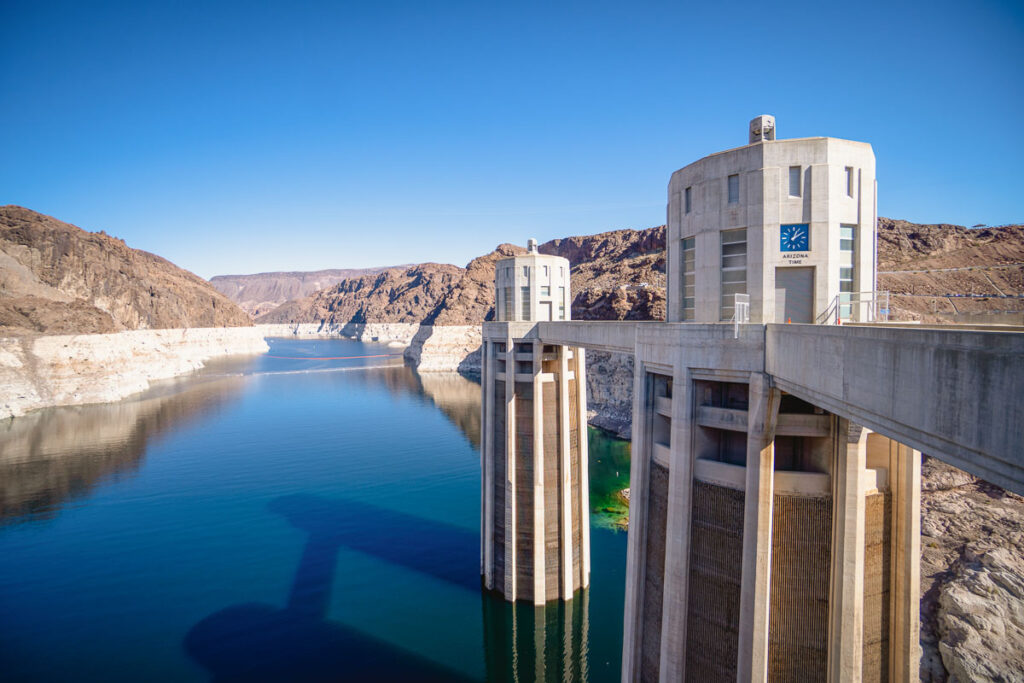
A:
262,262,470,326
210,266,406,317
0,206,252,335
877,218,1024,323
257,226,667,326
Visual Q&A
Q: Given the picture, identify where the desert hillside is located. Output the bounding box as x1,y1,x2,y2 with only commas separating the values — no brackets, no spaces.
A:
258,226,667,326
210,266,406,317
0,206,252,335
877,218,1024,322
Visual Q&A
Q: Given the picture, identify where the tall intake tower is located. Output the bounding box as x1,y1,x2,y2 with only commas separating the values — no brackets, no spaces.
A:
480,239,590,604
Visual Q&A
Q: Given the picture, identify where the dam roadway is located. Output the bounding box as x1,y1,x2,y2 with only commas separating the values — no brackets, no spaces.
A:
489,320,1024,497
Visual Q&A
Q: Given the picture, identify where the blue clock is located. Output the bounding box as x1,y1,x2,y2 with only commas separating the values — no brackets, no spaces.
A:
780,223,809,252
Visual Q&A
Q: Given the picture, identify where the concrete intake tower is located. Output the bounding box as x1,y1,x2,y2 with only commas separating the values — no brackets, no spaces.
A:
479,117,1024,681
480,239,590,604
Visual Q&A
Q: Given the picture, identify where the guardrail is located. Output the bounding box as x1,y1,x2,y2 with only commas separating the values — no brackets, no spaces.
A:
816,291,890,325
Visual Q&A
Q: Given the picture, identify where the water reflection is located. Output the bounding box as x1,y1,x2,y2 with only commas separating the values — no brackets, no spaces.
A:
343,365,481,449
417,372,482,450
0,375,245,524
482,590,591,683
0,340,625,680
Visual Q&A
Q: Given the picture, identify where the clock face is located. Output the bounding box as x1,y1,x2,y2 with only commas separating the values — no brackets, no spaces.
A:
780,223,809,252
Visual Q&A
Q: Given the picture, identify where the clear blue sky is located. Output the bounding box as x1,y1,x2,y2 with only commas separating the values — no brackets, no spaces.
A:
2,0,1021,279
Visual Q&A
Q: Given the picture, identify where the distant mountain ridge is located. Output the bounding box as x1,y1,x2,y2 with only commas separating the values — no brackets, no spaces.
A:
256,226,667,326
0,206,251,335
211,266,409,317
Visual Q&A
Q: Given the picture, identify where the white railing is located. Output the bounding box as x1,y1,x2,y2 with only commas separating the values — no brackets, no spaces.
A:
816,291,891,325
732,293,750,337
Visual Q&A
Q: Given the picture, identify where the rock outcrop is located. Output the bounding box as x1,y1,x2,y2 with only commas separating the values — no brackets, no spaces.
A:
0,327,268,419
253,227,667,377
0,206,252,335
585,351,634,439
920,457,1024,681
256,227,668,328
210,266,408,317
877,218,1024,323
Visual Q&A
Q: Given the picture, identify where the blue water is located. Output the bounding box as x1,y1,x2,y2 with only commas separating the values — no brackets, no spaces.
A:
0,338,628,681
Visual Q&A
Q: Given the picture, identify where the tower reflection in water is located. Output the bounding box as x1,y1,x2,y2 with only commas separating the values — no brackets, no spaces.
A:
482,589,591,682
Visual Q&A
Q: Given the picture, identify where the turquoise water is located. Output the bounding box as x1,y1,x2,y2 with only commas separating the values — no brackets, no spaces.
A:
0,338,629,681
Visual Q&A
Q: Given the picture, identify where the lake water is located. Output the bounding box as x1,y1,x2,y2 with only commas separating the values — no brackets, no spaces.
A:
0,338,630,682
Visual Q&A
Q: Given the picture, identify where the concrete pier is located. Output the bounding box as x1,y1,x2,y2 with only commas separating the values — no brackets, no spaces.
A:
480,244,590,604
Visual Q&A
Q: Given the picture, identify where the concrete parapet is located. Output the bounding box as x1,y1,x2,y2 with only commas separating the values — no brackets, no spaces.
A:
766,323,1024,495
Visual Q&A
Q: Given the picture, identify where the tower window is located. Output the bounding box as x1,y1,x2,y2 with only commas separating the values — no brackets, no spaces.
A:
520,286,530,320
845,167,854,197
727,175,739,204
789,166,801,197
502,286,513,320
720,229,747,321
685,186,692,214
681,237,695,321
839,225,856,319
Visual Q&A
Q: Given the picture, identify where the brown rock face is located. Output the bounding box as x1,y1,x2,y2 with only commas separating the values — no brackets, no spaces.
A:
210,266,406,317
877,218,1024,323
0,206,252,335
258,226,668,326
542,226,667,321
258,263,467,325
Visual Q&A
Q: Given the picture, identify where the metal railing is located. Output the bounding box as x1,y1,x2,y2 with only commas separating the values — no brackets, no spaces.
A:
732,293,750,337
816,291,891,325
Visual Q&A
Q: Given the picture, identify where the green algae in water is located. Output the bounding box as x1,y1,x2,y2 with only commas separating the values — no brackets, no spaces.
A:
588,427,631,531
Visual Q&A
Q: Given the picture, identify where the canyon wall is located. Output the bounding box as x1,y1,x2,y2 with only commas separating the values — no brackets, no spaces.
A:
0,327,268,419
210,266,404,317
0,206,253,335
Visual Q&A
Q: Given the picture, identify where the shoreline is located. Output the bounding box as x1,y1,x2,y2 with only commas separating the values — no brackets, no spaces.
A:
0,326,269,420
0,322,636,437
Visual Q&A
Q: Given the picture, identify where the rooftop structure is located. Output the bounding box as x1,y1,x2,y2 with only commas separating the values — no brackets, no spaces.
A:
667,116,879,324
494,238,572,322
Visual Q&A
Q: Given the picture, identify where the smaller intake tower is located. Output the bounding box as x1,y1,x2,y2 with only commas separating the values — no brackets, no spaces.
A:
480,241,590,603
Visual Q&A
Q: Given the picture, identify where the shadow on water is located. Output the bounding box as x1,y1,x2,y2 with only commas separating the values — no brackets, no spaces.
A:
184,494,479,682
267,494,480,593
0,374,245,525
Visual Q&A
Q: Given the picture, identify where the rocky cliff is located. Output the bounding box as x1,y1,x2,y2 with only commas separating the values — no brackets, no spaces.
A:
0,206,252,335
0,327,268,419
877,218,1024,323
919,457,1024,681
256,226,668,327
210,266,405,317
